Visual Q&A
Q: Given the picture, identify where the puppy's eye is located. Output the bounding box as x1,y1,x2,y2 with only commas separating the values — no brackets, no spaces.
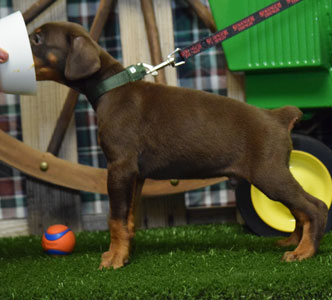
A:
33,33,42,45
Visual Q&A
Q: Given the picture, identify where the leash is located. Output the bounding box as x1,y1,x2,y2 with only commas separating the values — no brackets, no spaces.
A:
88,0,303,104
178,0,303,61
144,0,304,74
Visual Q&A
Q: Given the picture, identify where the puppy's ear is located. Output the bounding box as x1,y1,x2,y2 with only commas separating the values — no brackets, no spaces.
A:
65,36,101,80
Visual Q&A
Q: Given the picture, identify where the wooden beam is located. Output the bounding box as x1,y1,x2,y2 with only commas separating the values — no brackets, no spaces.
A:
23,0,56,24
0,129,106,194
226,69,245,102
140,0,167,84
46,89,79,155
0,219,29,237
185,0,217,32
119,0,177,86
90,0,115,41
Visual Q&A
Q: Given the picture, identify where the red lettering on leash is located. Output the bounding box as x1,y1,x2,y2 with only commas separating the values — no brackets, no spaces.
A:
180,49,191,59
232,16,255,32
259,2,282,18
206,37,213,45
189,43,203,55
206,29,229,45
286,0,300,4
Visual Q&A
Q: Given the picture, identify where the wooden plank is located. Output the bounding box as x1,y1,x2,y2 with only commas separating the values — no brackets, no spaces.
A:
226,69,245,102
185,0,217,32
119,0,177,86
82,214,108,231
23,0,57,24
152,0,177,87
140,0,167,84
0,129,107,194
26,178,81,233
140,194,186,228
13,0,82,234
143,177,227,197
187,206,236,225
0,219,29,237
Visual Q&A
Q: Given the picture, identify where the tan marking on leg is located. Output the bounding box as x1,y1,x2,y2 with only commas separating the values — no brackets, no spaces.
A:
127,209,135,240
99,220,130,269
127,180,137,239
277,224,302,247
282,211,316,262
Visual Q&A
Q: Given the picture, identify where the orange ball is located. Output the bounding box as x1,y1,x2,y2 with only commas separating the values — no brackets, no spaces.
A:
42,224,76,255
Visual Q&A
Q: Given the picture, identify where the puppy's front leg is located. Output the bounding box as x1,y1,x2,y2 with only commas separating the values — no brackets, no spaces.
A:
128,178,145,239
99,162,137,270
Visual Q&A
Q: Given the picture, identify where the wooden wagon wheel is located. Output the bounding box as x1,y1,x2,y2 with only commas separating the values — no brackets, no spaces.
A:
0,0,227,197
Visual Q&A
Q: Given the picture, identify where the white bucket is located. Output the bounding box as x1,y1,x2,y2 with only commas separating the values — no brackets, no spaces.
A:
0,11,36,95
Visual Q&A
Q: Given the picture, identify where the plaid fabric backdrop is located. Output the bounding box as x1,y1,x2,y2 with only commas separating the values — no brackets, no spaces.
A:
0,0,234,220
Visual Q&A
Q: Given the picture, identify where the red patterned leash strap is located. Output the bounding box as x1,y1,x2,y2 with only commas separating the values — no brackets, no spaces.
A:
179,0,304,61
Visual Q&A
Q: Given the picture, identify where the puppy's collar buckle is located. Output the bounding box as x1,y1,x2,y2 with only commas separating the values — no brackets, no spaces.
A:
142,48,185,76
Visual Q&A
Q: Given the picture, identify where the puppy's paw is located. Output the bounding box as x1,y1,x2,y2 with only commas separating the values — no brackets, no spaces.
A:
281,250,314,262
282,251,298,262
98,250,128,270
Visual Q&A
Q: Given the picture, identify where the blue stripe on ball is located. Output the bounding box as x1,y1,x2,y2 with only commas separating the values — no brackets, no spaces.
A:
44,228,70,241
45,249,70,255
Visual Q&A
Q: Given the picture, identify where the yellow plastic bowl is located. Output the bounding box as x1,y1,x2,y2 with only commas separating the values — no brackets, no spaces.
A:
251,150,332,233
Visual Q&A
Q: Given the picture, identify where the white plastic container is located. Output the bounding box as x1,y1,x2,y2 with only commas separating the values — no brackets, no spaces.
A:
0,11,36,95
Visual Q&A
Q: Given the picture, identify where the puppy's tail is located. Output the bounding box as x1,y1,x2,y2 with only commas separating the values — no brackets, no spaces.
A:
271,106,303,132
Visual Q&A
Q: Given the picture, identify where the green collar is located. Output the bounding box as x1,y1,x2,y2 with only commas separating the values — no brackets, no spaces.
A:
86,64,147,108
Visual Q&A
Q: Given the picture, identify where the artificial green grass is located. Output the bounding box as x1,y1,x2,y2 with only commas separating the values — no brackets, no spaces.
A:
1,224,332,300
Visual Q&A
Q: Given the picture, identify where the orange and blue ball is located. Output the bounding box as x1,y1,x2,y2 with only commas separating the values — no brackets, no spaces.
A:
42,224,76,255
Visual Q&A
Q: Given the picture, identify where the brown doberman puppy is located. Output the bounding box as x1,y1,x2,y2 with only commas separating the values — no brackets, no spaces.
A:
29,22,328,269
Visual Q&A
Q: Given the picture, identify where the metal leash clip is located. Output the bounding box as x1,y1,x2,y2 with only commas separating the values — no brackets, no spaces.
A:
143,48,186,76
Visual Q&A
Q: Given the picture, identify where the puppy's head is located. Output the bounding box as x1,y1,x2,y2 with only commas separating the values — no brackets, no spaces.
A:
29,22,101,83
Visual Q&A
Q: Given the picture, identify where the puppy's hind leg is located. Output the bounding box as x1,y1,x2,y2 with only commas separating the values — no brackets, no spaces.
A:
281,190,328,261
277,190,328,248
252,167,328,261
277,224,302,247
